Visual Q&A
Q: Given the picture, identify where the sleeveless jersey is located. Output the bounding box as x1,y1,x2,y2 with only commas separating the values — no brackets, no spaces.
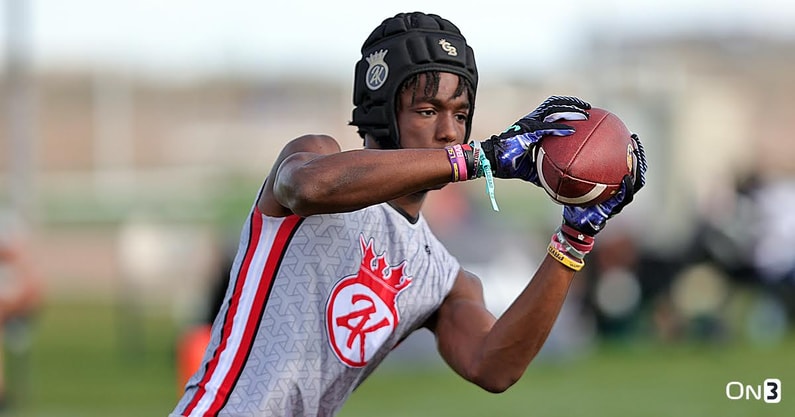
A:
171,201,460,417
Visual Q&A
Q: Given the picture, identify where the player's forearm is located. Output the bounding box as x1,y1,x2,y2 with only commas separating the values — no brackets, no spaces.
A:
471,257,576,392
274,148,452,216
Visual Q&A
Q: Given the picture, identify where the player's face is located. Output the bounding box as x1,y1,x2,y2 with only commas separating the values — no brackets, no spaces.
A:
396,72,470,149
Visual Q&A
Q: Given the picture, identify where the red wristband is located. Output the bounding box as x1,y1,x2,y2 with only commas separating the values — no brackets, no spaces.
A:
561,224,595,246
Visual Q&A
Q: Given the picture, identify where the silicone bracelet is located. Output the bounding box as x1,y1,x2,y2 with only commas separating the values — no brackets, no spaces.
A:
461,143,476,180
561,224,595,246
554,230,591,258
445,146,460,182
452,144,468,181
547,243,585,271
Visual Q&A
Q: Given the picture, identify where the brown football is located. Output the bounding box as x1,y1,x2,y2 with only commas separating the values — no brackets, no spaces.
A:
535,107,636,207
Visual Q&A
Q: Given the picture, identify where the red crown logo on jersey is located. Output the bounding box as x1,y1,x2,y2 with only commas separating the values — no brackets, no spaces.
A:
326,235,413,367
358,235,412,294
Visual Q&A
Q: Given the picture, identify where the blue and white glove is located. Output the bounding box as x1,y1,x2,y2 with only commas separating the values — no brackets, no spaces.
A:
562,133,648,238
476,96,591,185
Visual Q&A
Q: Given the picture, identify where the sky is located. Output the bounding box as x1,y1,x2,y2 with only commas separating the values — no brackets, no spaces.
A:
3,0,795,81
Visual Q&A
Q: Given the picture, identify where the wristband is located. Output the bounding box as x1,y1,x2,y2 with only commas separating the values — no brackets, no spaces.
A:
445,144,472,183
470,141,499,211
555,229,592,257
461,143,476,180
552,233,586,260
452,144,468,181
547,242,585,271
445,146,460,182
560,224,595,246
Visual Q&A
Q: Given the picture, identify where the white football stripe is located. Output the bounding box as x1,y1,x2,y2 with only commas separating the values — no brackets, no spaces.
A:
553,183,607,205
536,147,606,205
536,148,557,199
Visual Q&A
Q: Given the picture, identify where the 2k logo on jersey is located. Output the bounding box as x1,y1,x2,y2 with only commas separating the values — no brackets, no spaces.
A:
326,235,413,367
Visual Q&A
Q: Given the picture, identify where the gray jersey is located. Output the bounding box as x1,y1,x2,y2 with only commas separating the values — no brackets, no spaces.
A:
172,202,459,417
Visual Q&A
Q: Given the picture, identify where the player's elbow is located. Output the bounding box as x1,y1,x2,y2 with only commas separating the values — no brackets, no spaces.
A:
475,378,517,394
273,134,342,216
471,370,521,394
275,180,327,217
274,165,335,217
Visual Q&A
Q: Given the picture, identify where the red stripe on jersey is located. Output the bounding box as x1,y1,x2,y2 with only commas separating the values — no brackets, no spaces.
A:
182,211,302,417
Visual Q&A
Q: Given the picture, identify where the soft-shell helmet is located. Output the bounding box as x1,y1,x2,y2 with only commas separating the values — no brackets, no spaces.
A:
351,12,479,149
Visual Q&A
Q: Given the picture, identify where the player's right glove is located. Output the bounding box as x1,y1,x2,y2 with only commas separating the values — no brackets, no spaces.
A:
562,133,647,238
473,96,591,185
546,133,646,271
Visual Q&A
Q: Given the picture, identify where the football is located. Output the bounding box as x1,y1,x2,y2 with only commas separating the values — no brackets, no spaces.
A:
535,107,636,207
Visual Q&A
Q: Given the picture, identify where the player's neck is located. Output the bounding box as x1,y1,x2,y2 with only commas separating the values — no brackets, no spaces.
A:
388,192,426,223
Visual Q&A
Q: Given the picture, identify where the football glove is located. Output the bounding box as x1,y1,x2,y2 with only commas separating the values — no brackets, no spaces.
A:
562,133,647,238
476,96,591,185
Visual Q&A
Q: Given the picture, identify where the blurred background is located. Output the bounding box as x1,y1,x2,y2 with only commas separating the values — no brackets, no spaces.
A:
1,0,794,416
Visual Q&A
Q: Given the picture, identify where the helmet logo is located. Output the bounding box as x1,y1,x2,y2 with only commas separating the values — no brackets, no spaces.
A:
365,49,389,91
438,39,458,56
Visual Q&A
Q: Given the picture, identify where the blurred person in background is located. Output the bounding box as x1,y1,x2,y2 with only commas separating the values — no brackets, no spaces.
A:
680,170,795,344
580,228,644,340
170,11,646,417
176,241,234,394
0,213,43,411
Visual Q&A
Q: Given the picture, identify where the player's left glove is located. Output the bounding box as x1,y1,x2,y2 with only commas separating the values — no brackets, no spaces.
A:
562,133,647,238
474,96,591,185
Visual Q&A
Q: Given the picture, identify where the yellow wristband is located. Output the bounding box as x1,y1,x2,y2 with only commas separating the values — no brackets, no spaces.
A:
547,243,585,271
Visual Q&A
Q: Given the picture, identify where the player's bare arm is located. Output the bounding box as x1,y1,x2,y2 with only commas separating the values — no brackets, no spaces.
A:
423,96,647,393
427,258,575,393
260,72,472,218
259,135,453,218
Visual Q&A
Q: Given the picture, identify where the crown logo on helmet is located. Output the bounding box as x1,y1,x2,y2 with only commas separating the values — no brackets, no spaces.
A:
365,49,389,91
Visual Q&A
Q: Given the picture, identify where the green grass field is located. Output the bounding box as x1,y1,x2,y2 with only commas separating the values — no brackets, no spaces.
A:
4,300,792,417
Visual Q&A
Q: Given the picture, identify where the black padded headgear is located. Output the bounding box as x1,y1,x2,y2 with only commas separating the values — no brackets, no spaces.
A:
351,12,479,149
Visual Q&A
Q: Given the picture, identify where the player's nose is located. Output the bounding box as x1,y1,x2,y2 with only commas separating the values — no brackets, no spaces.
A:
435,114,460,144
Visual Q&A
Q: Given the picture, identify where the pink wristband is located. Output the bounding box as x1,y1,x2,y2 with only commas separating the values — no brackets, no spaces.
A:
550,234,570,253
551,232,589,260
452,144,468,181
